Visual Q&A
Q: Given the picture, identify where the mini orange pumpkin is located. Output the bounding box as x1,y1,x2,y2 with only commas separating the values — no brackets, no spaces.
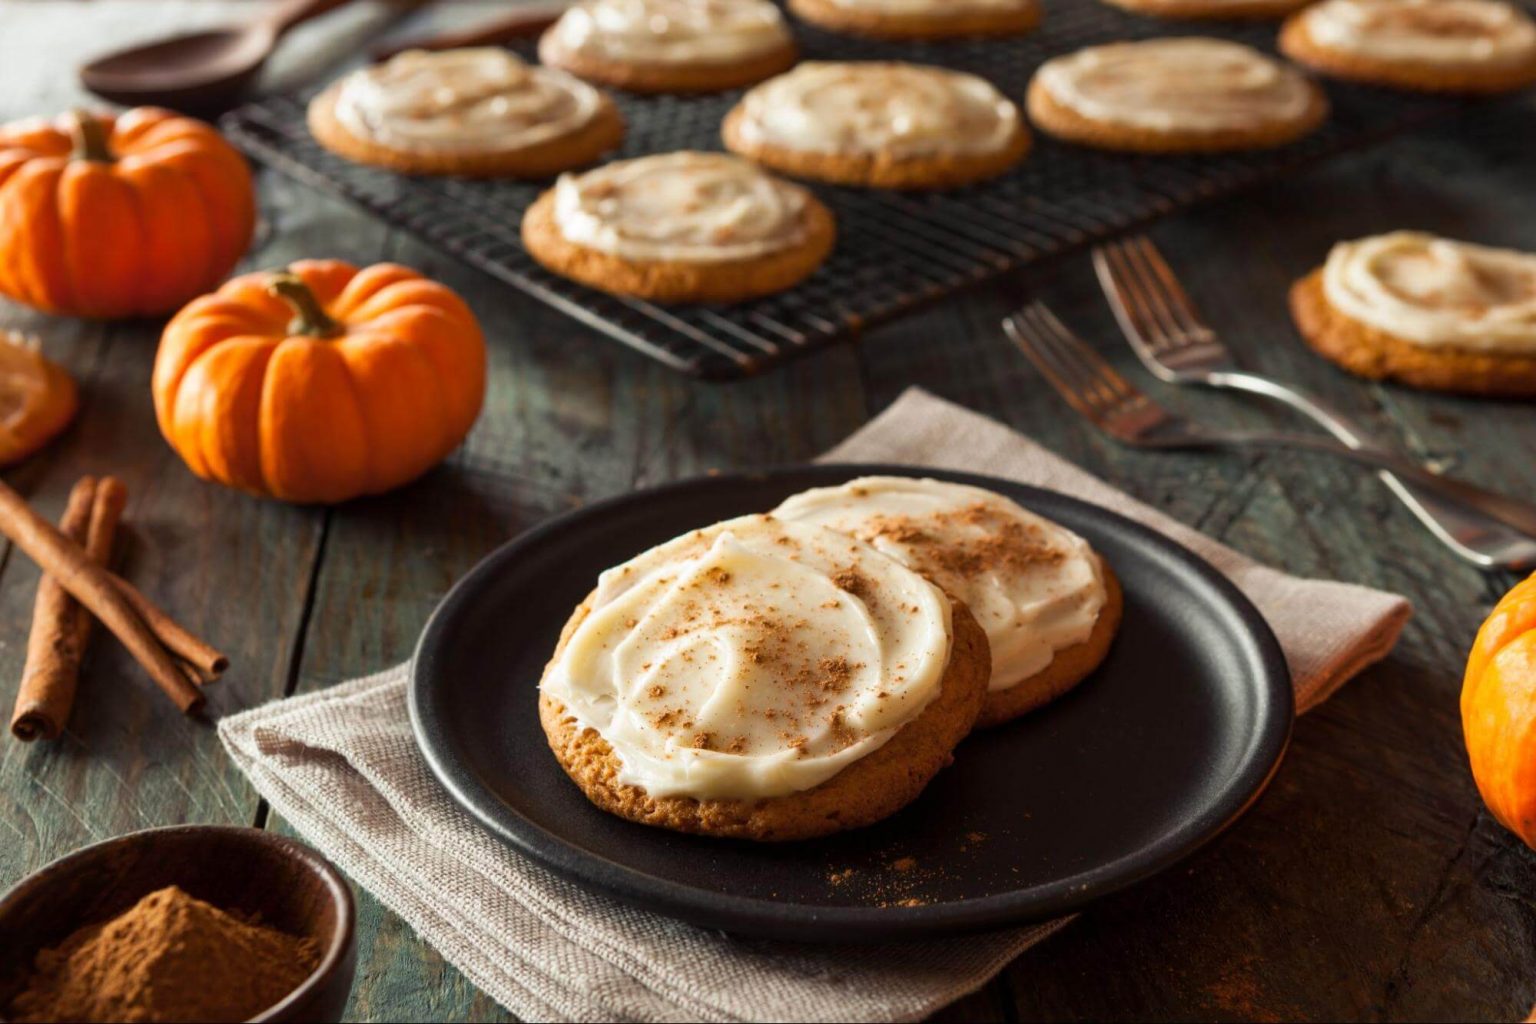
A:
1463,571,1536,849
0,108,255,318
152,260,486,503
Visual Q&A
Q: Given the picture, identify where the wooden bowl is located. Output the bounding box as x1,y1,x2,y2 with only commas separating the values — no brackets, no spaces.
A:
0,825,356,1023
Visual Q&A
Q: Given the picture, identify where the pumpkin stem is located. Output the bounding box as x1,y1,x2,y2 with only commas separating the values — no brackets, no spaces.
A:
68,109,114,163
267,272,342,339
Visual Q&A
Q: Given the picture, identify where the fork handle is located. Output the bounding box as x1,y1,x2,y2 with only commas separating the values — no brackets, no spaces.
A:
1190,426,1536,541
1209,370,1536,569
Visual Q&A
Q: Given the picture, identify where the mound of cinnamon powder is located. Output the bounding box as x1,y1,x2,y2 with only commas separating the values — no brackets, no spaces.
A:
8,885,320,1023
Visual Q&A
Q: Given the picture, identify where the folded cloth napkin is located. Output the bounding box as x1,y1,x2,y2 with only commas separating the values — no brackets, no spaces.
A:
220,388,1411,1023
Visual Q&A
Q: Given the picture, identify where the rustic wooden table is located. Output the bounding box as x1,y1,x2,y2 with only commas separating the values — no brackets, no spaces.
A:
3,2,1535,1020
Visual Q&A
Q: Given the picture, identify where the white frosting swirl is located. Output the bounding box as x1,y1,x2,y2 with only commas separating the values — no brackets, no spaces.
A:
541,514,954,801
552,152,812,263
1300,0,1536,66
541,0,792,67
1036,38,1316,132
733,61,1022,157
775,477,1106,692
1322,231,1536,354
332,48,601,153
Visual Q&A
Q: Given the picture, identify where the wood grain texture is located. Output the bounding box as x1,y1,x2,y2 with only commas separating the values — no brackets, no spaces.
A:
2,3,1534,1022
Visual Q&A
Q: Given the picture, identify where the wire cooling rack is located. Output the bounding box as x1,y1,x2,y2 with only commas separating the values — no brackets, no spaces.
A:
222,3,1454,380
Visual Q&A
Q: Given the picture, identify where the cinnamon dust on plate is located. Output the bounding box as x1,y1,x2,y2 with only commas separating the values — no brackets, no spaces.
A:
8,885,319,1023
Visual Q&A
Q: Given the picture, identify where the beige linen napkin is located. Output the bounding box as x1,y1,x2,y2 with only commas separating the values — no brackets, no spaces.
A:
219,388,1410,1023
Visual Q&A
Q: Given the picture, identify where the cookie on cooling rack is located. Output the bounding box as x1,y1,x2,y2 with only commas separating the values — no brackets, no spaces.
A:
1097,0,1309,20
1290,231,1536,397
773,476,1122,727
1280,0,1536,94
722,61,1029,190
307,48,623,178
538,513,991,841
538,0,797,94
787,0,1041,39
1026,37,1328,153
521,151,835,304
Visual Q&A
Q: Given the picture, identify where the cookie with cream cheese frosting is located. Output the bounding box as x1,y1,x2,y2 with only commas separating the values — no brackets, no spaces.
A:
1290,232,1536,396
1280,0,1536,94
521,151,835,303
538,514,991,841
1098,0,1308,21
787,0,1041,39
1027,37,1327,154
538,0,798,95
307,48,624,178
773,476,1121,727
722,61,1029,190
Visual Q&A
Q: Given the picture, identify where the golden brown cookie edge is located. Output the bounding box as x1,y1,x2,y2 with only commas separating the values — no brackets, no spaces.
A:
721,103,1031,189
306,80,626,178
520,183,836,303
537,32,800,94
787,0,1042,38
1025,72,1329,154
975,559,1124,728
538,597,992,841
1278,15,1536,95
1289,268,1536,397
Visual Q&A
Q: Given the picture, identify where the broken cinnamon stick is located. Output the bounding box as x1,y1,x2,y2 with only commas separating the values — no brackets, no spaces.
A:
0,479,203,715
10,478,97,741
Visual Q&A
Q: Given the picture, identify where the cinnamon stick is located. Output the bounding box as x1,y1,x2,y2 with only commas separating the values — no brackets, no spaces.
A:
0,479,203,715
111,577,229,682
10,478,97,741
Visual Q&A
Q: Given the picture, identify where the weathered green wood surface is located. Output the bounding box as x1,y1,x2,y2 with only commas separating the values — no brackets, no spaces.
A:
2,2,1534,1020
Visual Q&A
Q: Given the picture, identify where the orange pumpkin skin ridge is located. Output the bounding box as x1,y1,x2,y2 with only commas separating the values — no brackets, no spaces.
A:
0,108,256,318
1463,574,1536,849
153,260,487,504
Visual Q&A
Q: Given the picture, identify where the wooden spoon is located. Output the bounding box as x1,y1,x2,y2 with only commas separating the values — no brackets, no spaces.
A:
79,0,356,113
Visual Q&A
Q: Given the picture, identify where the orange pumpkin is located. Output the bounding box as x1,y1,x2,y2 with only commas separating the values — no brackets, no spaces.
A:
0,108,255,318
1463,571,1536,849
152,260,486,503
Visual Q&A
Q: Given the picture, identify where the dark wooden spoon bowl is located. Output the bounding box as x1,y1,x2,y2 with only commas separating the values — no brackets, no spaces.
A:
0,825,356,1023
78,0,355,114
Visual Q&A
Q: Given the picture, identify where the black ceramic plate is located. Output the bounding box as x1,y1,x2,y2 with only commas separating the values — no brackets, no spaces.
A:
410,465,1292,942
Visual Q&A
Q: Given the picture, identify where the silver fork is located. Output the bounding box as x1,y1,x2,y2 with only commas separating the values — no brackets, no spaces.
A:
1093,235,1536,570
1003,302,1536,541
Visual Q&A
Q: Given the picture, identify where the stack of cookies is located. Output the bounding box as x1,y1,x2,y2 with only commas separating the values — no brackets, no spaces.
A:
537,476,1122,841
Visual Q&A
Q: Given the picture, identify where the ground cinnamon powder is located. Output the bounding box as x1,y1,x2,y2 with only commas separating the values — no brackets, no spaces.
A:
8,885,320,1023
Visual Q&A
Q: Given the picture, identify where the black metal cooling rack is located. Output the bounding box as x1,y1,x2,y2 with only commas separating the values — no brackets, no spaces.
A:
222,3,1456,380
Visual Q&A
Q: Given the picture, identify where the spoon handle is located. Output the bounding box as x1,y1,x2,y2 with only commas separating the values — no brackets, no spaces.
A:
260,0,357,36
370,4,570,62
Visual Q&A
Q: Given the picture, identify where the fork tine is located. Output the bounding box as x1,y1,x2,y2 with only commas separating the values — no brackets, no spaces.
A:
1028,302,1141,410
1093,242,1162,352
1127,236,1213,340
1103,238,1187,354
1005,308,1109,422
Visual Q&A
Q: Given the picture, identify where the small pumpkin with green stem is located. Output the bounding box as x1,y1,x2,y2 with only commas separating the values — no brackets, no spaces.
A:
0,108,256,318
152,260,486,503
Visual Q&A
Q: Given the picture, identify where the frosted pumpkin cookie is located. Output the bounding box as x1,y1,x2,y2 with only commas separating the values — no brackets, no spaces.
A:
775,477,1120,727
787,0,1041,40
1290,231,1536,396
538,0,797,94
1027,38,1328,153
522,151,835,303
1097,0,1308,21
0,331,77,468
539,514,991,840
723,61,1029,189
1280,0,1536,94
307,48,623,177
